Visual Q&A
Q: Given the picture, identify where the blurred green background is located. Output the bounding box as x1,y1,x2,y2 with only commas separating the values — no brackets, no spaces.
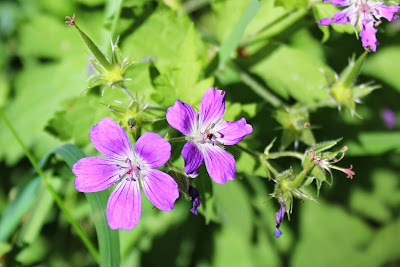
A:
1,0,400,266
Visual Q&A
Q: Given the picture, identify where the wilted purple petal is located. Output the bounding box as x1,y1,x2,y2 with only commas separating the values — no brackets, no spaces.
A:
107,180,141,230
89,117,133,161
203,145,235,184
274,202,286,238
134,132,171,168
141,169,179,211
166,100,198,136
73,157,121,192
316,8,353,25
188,184,201,215
360,20,378,52
371,2,400,21
199,87,226,131
213,118,253,145
182,141,204,175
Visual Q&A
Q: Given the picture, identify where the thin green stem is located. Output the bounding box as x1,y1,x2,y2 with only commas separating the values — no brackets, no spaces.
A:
0,108,100,263
234,144,260,158
260,158,279,177
167,136,188,143
234,144,279,177
121,86,136,103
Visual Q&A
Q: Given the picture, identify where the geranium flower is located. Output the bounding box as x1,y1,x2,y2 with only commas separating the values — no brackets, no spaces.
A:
72,117,179,230
316,0,400,52
166,87,253,184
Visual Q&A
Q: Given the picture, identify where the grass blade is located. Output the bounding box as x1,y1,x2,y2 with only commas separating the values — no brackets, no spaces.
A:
47,144,120,267
218,0,260,69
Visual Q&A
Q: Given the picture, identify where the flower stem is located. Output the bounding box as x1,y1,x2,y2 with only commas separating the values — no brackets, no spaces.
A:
167,136,188,142
0,108,100,263
234,144,280,177
121,85,136,103
260,158,279,178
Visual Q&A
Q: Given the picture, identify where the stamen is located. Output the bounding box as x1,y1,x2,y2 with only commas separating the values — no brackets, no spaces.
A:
65,14,76,26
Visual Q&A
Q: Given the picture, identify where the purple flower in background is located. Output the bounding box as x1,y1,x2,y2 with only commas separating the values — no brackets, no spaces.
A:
316,0,400,52
274,202,286,238
166,87,253,184
72,117,179,230
382,108,396,129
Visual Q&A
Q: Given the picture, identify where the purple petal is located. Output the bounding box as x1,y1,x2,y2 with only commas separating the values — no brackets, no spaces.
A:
182,141,204,175
134,132,171,168
323,0,351,7
141,169,179,211
166,100,198,136
73,157,120,192
274,228,282,238
89,117,133,161
371,2,400,21
107,180,141,230
359,20,377,52
203,145,235,184
316,8,353,25
199,87,226,131
275,202,286,226
213,118,253,145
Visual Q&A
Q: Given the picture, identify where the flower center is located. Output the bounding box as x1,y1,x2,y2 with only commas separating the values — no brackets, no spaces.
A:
197,130,223,145
119,158,141,182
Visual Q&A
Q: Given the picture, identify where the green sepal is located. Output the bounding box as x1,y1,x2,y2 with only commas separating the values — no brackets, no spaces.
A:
264,137,277,155
338,51,368,88
275,105,315,149
75,25,113,71
305,139,342,154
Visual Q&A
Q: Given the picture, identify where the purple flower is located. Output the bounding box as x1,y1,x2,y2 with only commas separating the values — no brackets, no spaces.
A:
166,87,253,184
382,108,396,130
316,0,400,52
274,202,286,238
72,117,179,230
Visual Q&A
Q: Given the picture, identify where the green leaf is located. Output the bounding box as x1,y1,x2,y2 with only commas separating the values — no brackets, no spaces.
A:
150,24,211,107
362,46,400,92
0,177,41,241
44,144,120,267
250,45,332,104
291,200,373,266
361,217,400,266
346,132,400,156
18,178,62,245
218,0,260,69
45,95,111,146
